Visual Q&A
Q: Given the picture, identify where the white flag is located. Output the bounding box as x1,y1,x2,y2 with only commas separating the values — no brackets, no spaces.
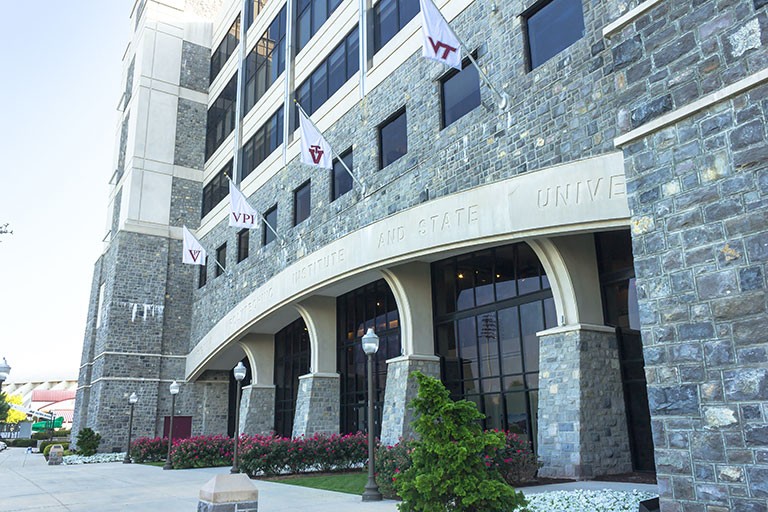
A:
228,181,259,229
419,0,461,70
299,108,333,169
182,226,206,266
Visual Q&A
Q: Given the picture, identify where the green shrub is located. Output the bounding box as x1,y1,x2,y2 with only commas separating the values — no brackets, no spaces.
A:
32,429,70,441
42,442,69,457
169,434,233,469
394,372,528,512
76,428,101,456
494,431,540,485
130,437,167,463
376,441,413,499
7,438,35,448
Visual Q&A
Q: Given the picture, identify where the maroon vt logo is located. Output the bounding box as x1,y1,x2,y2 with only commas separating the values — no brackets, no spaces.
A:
428,37,457,59
188,250,201,262
308,145,324,164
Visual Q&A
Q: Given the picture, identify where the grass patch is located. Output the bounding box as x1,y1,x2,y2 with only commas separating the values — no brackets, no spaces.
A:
264,471,368,495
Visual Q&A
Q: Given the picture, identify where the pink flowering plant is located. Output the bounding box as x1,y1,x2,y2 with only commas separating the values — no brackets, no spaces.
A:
375,441,413,499
493,430,540,485
169,434,233,469
130,437,167,463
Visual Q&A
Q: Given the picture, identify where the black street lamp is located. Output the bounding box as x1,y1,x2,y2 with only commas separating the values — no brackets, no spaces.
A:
123,392,138,464
231,361,247,474
163,380,180,470
361,328,383,502
0,357,10,394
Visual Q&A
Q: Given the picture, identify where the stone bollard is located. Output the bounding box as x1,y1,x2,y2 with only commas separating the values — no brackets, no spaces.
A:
198,474,258,512
48,445,64,465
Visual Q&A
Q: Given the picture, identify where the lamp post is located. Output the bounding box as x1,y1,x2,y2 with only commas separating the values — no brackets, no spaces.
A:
0,357,10,394
361,328,383,501
231,361,247,474
123,392,138,464
163,380,180,470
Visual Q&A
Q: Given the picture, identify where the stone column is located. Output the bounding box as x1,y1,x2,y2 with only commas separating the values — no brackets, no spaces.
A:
537,324,632,479
380,355,440,446
292,373,340,438
239,384,275,435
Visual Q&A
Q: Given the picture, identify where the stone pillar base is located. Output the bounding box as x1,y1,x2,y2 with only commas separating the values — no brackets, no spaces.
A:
292,373,340,438
240,385,276,436
198,474,258,512
537,324,632,479
380,355,440,446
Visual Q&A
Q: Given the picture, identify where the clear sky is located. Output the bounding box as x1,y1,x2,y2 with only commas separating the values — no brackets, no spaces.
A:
0,1,134,383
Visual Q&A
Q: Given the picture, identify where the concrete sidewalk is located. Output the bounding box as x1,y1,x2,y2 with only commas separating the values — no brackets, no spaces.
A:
0,447,657,511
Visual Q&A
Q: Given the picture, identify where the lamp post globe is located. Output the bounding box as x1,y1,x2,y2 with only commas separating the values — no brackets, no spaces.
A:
361,328,382,501
163,381,180,470
231,361,247,474
123,392,138,464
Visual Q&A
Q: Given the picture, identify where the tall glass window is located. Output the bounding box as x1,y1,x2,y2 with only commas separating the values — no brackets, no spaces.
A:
274,318,310,438
243,6,287,115
373,0,419,53
337,279,401,435
432,243,556,446
201,160,233,218
332,150,353,201
293,180,311,225
296,0,343,52
242,105,284,180
206,74,238,159
523,0,584,70
210,16,240,84
441,57,481,128
263,205,278,246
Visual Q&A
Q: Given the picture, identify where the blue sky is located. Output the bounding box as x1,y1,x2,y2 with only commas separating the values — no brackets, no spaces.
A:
0,1,134,382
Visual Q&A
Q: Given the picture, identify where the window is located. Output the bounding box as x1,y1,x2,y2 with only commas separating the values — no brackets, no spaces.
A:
332,150,353,201
244,6,287,115
237,229,250,262
201,160,233,218
215,243,227,277
441,57,481,127
373,0,419,53
273,318,310,437
245,0,268,28
379,109,407,169
242,106,284,180
263,205,277,246
296,0,344,52
210,16,240,84
206,74,238,159
198,257,208,288
294,180,311,226
523,0,585,70
295,28,358,121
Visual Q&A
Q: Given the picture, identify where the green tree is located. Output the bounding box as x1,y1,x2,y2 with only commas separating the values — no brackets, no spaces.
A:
76,428,102,456
394,372,528,512
0,392,9,422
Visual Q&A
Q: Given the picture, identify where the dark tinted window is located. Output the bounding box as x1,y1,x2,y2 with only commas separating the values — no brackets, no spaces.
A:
206,74,238,159
441,58,481,127
244,6,287,115
379,109,407,168
237,228,250,262
273,318,310,437
332,150,353,201
201,160,233,218
263,205,277,246
296,0,344,52
525,0,584,70
294,180,311,225
198,257,208,288
242,105,284,180
215,243,227,277
373,0,419,53
294,28,359,121
245,0,267,28
210,17,240,84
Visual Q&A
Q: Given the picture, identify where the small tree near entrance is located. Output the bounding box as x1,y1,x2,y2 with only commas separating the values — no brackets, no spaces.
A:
394,372,529,512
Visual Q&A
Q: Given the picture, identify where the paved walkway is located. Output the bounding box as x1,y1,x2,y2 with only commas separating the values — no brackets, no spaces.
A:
0,447,657,511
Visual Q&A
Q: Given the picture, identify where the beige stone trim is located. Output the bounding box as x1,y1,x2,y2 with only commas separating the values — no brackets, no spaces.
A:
602,0,664,39
537,323,617,337
615,67,768,147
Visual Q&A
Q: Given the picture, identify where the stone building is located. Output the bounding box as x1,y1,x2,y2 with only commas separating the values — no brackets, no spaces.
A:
73,0,768,509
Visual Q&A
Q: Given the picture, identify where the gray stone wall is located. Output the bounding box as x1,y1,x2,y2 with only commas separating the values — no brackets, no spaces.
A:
537,327,632,479
612,1,768,510
180,41,210,93
292,374,340,438
380,356,440,446
175,99,207,170
239,385,276,435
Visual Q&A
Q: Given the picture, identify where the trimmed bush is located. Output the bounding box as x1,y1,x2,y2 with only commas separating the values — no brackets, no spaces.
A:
130,437,168,463
8,438,36,448
394,372,528,512
76,428,101,456
169,434,233,469
494,430,540,485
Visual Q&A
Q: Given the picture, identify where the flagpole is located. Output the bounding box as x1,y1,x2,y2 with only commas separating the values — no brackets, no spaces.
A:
294,100,366,194
226,175,281,241
426,0,508,110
